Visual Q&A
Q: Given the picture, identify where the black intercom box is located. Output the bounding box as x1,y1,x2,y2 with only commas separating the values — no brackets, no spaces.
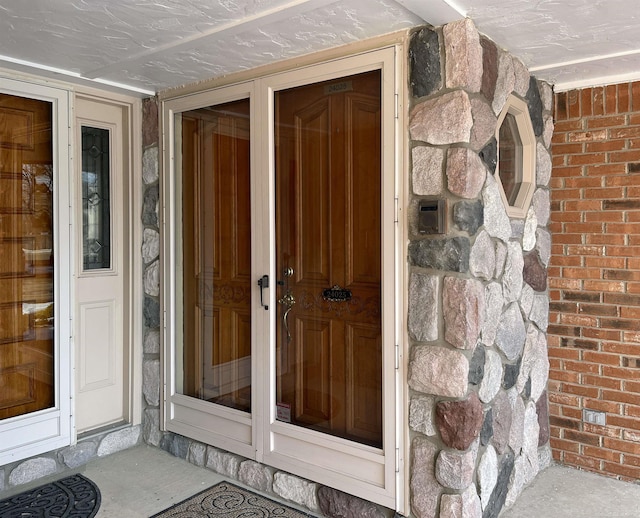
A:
418,199,446,234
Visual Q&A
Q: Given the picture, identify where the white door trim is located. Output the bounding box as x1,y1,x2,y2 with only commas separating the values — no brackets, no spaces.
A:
72,88,143,433
0,76,142,465
162,81,257,460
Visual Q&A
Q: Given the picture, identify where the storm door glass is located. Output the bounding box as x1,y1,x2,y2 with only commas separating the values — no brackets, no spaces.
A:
274,70,383,447
81,126,111,270
178,99,252,412
0,93,55,420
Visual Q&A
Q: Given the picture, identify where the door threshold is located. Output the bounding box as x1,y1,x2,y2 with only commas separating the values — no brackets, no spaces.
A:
77,421,129,441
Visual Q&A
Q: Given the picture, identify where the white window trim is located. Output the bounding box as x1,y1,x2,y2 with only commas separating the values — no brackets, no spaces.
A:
495,94,536,219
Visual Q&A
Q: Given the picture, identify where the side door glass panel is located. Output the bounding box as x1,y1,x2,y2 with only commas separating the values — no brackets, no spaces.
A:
0,93,55,420
178,99,252,412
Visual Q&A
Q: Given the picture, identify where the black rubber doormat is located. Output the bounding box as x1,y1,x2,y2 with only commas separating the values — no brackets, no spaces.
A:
151,482,312,517
0,473,101,517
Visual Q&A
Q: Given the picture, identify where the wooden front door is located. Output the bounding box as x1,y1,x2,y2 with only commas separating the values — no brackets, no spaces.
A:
0,93,55,420
274,70,382,447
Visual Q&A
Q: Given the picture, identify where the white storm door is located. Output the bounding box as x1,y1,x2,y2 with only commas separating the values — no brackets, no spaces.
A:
74,96,127,433
0,78,72,465
259,48,400,510
164,83,257,459
162,46,402,513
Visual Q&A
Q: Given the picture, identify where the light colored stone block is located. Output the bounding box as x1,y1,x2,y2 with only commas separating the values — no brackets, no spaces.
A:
412,146,444,195
273,472,319,512
409,272,439,342
97,426,140,457
447,147,487,199
436,441,478,490
444,18,483,93
410,437,441,518
443,276,485,350
410,90,473,145
409,346,469,398
9,458,58,487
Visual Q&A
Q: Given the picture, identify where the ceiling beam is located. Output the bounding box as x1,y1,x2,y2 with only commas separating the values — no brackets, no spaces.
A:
394,0,466,26
0,54,155,96
82,0,338,80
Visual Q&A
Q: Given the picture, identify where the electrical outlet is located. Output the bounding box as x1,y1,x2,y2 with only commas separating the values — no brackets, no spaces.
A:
583,409,606,426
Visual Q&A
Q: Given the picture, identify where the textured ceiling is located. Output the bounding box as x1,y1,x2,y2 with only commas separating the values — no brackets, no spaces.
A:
0,0,638,95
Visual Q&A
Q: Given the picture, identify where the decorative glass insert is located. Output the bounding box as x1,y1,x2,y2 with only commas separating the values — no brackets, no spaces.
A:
81,126,111,270
495,95,536,218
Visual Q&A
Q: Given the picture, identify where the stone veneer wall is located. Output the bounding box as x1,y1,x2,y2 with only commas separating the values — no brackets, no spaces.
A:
406,19,553,518
0,427,141,494
141,97,163,445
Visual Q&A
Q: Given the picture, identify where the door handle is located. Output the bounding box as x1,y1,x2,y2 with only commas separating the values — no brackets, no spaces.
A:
278,291,295,342
277,266,295,340
258,275,269,310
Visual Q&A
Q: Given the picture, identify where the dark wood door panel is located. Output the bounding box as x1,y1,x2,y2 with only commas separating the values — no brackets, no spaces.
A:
0,93,54,421
275,70,383,447
181,99,252,413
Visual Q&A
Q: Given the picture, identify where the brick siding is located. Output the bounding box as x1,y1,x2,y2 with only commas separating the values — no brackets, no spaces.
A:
551,83,640,480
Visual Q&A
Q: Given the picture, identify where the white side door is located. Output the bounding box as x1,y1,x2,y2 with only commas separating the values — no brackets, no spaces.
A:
74,96,128,433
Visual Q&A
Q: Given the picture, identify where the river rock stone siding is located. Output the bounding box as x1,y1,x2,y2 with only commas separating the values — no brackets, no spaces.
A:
408,19,552,518
0,426,142,493
141,98,163,448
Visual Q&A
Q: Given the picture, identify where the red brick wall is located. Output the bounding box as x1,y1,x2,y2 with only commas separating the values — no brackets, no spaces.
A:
550,83,640,480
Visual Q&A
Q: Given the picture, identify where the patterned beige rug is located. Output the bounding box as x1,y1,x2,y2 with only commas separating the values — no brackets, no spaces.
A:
151,481,312,517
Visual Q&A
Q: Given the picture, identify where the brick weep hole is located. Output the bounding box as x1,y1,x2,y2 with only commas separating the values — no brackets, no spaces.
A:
551,83,640,481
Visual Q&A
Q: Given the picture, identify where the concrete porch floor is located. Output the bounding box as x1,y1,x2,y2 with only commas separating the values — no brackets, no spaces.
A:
8,444,640,517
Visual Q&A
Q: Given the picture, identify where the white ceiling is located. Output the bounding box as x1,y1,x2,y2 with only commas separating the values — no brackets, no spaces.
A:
1,0,639,96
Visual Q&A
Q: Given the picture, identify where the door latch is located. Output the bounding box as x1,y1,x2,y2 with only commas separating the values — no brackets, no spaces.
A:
258,275,269,310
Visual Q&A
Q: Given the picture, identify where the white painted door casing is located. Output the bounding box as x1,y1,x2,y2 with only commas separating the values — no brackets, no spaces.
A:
74,96,128,433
